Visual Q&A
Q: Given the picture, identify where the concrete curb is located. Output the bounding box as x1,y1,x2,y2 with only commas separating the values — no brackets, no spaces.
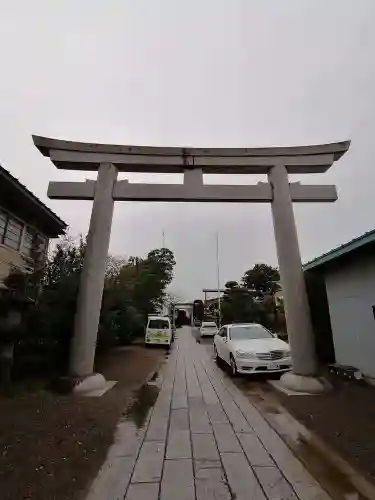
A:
255,386,375,500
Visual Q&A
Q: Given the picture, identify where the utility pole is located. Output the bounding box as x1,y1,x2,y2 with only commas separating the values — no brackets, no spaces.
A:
216,232,221,328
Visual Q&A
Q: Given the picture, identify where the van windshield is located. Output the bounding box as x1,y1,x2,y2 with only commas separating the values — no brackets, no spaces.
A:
148,319,169,329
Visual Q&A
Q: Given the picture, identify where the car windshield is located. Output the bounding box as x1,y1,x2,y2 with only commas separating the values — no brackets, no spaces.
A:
229,325,273,340
148,319,169,329
202,323,216,327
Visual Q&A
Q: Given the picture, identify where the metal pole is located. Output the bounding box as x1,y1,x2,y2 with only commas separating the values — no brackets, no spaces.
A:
172,304,176,334
216,232,221,328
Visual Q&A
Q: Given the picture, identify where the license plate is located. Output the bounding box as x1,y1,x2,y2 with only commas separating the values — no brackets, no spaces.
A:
268,363,280,370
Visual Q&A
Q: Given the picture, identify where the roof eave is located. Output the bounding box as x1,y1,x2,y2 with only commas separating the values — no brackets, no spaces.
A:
304,229,375,272
0,165,67,236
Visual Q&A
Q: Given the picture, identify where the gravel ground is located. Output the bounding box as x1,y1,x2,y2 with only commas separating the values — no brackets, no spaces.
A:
0,345,166,500
276,375,375,484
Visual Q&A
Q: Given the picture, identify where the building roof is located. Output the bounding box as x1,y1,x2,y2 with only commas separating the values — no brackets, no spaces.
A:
303,229,375,271
32,135,350,175
0,164,67,238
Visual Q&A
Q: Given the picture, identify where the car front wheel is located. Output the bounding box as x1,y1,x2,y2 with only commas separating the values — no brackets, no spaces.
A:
230,355,238,377
214,344,221,363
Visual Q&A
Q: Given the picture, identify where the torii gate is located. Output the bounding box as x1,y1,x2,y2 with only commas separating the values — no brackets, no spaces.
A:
33,136,350,393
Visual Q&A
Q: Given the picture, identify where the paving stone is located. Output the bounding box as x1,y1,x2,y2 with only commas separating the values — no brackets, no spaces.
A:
188,396,205,408
246,425,330,499
131,441,165,483
291,484,332,500
192,433,220,460
195,478,231,500
213,423,242,453
194,459,222,473
172,371,188,409
186,368,203,398
151,397,172,419
170,408,189,430
237,432,274,466
190,406,212,434
254,466,298,500
146,416,169,441
195,368,220,404
166,429,192,459
221,452,266,500
210,389,254,432
222,403,254,432
172,392,188,409
160,459,195,500
125,482,159,500
107,421,145,458
206,403,229,424
194,465,226,481
86,456,135,500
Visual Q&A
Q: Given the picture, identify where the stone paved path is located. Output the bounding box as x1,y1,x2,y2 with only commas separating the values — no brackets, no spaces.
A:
87,327,331,500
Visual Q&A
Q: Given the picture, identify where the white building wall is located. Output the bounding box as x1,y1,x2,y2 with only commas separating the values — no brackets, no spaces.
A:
325,254,375,378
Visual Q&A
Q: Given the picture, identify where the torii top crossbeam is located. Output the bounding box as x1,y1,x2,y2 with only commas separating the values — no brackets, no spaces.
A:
32,135,350,174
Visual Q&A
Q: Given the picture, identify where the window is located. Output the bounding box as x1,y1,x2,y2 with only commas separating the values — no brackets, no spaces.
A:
219,327,227,337
23,232,47,258
148,319,170,330
229,324,273,341
22,230,34,256
0,210,23,251
0,211,6,239
0,210,47,258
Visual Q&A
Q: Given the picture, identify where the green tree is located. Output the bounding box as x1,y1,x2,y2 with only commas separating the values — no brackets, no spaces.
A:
221,281,257,325
8,236,176,379
101,247,176,344
105,255,127,281
242,263,282,330
242,263,280,295
9,236,87,377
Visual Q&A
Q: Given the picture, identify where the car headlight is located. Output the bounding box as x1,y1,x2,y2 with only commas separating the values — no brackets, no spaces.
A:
282,350,291,357
235,350,256,359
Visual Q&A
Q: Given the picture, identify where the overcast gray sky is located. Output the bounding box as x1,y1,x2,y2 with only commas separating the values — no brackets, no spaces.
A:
1,1,375,299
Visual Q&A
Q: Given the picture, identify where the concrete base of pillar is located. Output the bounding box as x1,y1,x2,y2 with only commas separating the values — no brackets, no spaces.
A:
73,373,108,396
54,373,116,396
280,372,330,394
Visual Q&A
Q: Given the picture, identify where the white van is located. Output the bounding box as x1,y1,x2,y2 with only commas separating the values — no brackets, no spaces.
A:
145,316,173,347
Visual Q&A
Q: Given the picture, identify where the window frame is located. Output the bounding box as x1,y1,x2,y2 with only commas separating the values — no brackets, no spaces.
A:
0,209,24,251
218,327,227,338
147,319,170,330
21,228,35,257
229,324,273,341
0,209,48,260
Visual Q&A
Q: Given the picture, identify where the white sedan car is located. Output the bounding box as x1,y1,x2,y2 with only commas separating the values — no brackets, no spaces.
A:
213,323,292,376
200,321,218,337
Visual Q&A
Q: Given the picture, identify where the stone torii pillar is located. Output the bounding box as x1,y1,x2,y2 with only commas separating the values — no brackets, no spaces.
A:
32,136,350,393
70,163,118,381
269,164,319,390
